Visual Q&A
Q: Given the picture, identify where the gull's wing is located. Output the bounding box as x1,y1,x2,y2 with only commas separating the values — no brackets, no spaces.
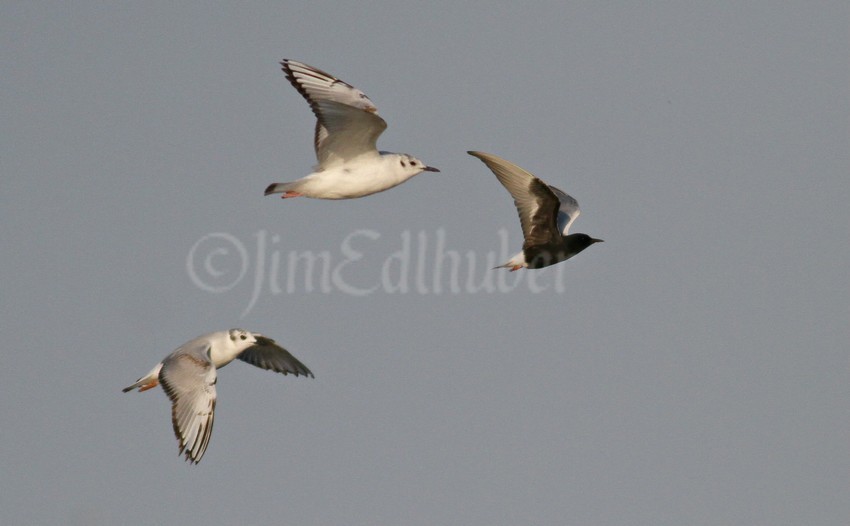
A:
282,59,387,167
548,185,581,235
468,151,562,247
159,343,217,464
237,335,314,378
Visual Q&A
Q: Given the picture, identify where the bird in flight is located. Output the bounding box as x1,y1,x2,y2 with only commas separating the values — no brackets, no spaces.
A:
122,329,313,464
265,59,439,200
468,151,603,271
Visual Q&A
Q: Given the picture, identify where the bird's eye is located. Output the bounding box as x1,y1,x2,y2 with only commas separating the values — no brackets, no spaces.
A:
240,334,247,340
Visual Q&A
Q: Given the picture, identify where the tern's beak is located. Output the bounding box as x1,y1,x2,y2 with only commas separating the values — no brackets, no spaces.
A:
423,166,440,172
591,238,604,243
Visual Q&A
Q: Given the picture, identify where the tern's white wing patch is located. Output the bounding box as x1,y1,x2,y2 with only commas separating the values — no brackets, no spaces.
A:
548,185,581,235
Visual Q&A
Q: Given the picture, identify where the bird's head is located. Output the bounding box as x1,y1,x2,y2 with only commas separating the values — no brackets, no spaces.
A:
227,328,258,349
396,153,439,175
572,233,604,251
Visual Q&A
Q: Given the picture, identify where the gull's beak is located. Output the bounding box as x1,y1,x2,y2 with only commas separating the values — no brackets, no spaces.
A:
423,166,440,173
591,238,604,243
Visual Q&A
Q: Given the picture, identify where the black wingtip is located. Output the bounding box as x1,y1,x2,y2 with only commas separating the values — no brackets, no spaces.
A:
264,183,277,196
286,357,315,379
289,361,314,379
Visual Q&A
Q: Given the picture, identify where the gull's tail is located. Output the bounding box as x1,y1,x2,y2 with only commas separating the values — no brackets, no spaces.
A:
122,363,163,393
264,181,301,197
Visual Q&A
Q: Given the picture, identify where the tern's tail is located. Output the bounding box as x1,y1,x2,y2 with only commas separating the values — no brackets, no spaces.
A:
492,251,526,271
491,263,524,272
122,363,163,393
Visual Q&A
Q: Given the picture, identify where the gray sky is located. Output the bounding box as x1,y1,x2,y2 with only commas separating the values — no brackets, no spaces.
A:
2,2,849,525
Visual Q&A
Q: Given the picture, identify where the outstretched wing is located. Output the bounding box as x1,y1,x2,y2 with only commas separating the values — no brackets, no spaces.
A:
237,335,314,378
548,185,581,235
468,151,562,248
159,343,217,464
282,59,387,167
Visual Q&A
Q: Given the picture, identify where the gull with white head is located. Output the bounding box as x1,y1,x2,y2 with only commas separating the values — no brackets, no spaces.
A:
468,151,603,271
122,329,313,464
264,59,439,200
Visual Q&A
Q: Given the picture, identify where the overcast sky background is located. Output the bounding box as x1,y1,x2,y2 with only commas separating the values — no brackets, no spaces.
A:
2,2,848,525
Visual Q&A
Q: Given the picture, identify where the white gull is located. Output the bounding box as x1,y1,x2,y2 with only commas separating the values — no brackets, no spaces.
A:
122,329,313,464
264,59,439,200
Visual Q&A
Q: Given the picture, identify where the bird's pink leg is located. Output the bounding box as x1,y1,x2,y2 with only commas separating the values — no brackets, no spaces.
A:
281,191,303,199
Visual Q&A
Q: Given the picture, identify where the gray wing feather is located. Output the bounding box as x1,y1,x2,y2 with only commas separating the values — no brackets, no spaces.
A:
312,100,386,165
159,343,217,464
468,151,562,247
282,60,387,166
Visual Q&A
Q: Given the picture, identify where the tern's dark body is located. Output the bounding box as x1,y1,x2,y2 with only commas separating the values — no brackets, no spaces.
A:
523,234,600,269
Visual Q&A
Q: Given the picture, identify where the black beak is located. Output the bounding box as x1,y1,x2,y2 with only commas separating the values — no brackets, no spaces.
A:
423,166,440,172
